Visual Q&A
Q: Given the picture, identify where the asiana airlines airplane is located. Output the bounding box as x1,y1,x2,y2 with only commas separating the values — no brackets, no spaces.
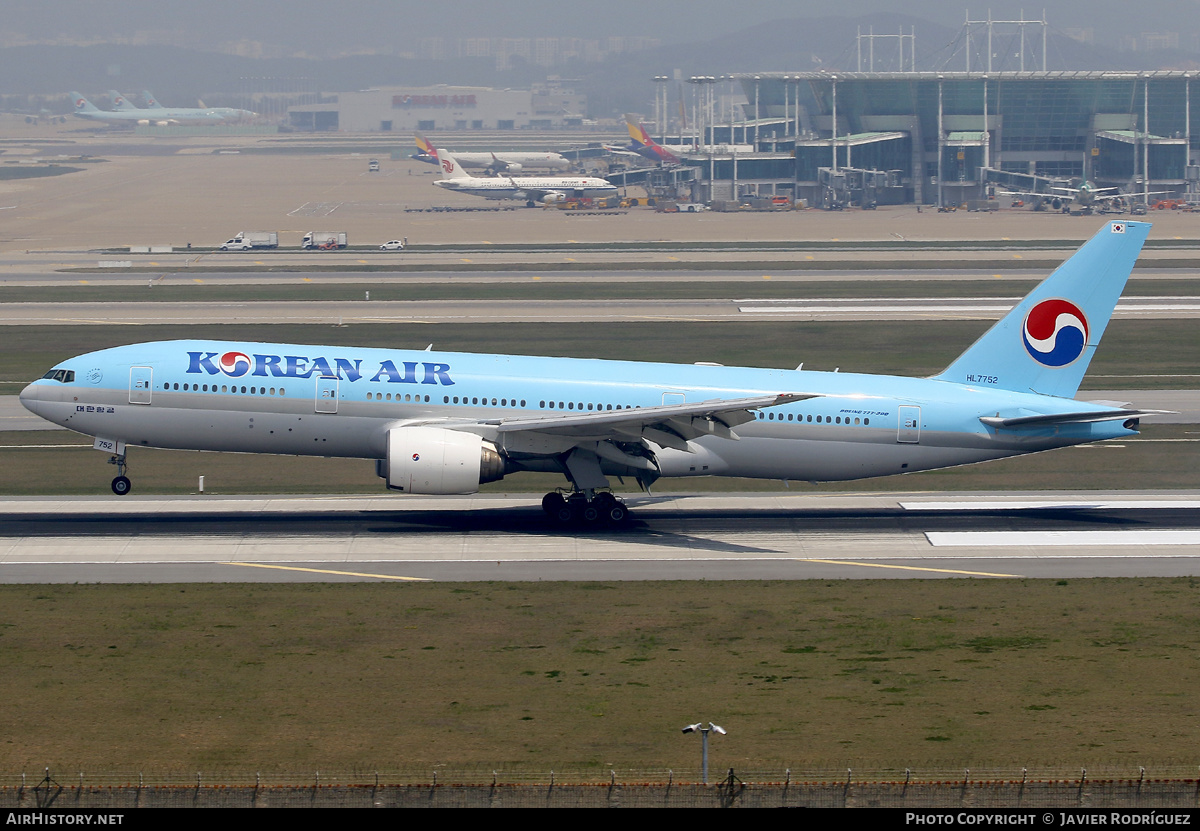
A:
20,221,1163,525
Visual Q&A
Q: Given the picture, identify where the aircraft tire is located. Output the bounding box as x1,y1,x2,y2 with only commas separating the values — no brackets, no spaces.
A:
605,502,629,525
541,492,566,515
111,476,132,496
554,504,575,525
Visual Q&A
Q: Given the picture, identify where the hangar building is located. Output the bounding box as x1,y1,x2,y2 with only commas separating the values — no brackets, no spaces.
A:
287,84,586,132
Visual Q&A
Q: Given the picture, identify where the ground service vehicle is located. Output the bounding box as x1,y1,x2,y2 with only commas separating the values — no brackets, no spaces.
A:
218,231,278,251
380,240,406,250
302,232,348,250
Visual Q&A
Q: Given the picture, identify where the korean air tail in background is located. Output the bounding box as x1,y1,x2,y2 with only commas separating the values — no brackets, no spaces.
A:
934,220,1150,399
70,92,101,114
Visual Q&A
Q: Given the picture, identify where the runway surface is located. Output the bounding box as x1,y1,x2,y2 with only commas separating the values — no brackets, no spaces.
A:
2,491,1199,583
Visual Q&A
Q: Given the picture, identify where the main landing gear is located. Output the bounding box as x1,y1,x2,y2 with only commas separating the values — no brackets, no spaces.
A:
541,490,630,527
107,452,131,496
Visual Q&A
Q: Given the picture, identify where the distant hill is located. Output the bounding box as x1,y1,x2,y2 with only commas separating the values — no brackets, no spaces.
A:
2,13,1195,119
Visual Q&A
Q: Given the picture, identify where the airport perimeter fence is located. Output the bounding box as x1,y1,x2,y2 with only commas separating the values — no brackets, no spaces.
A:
5,767,1200,808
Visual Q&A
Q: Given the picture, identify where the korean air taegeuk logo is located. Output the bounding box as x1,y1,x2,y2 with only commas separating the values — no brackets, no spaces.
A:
1022,299,1089,367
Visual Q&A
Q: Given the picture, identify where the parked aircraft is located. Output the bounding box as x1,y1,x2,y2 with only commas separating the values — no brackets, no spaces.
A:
432,150,616,205
69,92,255,125
19,222,1162,525
610,115,754,163
412,132,570,173
997,164,1173,214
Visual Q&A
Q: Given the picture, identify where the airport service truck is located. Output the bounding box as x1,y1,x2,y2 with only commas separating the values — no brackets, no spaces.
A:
218,231,278,251
302,231,348,250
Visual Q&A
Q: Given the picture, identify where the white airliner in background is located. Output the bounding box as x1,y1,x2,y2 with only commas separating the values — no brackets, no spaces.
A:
20,222,1162,525
412,132,571,173
70,92,256,125
432,150,617,206
608,115,755,164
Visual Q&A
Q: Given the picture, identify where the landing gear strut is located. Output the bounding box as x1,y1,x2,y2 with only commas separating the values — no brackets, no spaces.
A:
541,490,630,527
107,453,131,496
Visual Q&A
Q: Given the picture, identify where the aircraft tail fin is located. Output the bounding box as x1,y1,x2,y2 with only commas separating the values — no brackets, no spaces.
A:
624,114,680,163
108,91,137,111
70,92,100,114
142,91,161,108
436,150,473,180
934,220,1150,398
414,131,436,155
625,114,652,146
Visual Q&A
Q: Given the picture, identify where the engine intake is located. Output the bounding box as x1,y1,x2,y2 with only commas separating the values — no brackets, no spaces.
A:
384,426,505,494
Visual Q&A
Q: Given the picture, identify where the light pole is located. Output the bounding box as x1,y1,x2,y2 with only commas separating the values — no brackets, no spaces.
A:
937,74,944,209
681,721,726,784
652,76,669,144
753,76,760,149
830,75,838,173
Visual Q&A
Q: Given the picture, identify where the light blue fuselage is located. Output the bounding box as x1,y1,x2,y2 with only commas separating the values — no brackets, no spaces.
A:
19,339,1134,484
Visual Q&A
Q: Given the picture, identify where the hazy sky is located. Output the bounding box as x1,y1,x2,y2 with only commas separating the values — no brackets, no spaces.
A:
2,0,1197,53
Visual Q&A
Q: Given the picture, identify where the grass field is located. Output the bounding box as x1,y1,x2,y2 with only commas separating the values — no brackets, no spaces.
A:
3,579,1199,774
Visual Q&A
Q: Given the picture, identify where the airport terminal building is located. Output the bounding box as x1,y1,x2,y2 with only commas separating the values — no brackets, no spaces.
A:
284,73,1198,208
696,71,1199,206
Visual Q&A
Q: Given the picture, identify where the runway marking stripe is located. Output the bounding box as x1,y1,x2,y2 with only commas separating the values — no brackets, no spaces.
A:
799,559,1020,577
224,562,429,581
926,531,1200,547
902,500,1200,511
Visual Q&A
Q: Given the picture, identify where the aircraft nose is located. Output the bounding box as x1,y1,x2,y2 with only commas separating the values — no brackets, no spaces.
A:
18,382,40,416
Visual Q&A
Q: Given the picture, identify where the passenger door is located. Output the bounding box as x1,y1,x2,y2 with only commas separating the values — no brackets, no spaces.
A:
129,366,153,405
897,405,921,443
314,375,339,414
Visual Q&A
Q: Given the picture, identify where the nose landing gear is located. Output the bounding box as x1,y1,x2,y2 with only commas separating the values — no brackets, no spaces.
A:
107,453,131,496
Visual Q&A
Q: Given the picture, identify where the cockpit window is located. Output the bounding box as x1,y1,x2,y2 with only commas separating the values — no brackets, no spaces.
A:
41,369,75,383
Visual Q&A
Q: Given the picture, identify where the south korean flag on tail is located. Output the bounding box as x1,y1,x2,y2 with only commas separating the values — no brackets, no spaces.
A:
1111,222,1126,233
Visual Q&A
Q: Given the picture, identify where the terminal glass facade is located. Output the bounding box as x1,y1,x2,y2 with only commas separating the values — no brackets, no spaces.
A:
726,72,1197,205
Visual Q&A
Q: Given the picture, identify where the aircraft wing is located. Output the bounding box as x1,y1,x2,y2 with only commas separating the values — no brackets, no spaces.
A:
979,408,1172,428
403,393,818,452
996,190,1045,199
602,144,645,158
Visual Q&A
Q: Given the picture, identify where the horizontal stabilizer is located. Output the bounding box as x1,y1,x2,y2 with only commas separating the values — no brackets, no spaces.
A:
979,409,1173,429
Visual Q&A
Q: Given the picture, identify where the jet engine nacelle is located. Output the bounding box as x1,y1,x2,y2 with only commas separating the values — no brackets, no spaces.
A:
541,192,566,204
383,426,505,494
503,162,523,174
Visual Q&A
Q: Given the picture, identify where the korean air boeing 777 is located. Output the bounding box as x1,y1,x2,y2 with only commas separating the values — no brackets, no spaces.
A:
19,222,1162,525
